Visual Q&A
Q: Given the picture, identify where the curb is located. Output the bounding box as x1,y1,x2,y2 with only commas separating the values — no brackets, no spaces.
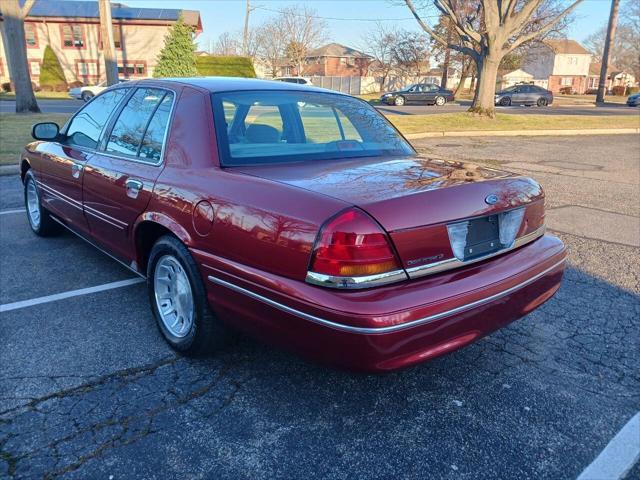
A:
404,127,640,139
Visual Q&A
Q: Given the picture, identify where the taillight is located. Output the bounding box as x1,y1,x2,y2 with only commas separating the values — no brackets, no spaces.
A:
306,208,408,289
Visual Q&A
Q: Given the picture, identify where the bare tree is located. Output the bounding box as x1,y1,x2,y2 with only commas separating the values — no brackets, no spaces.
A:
404,0,583,117
0,0,40,113
255,19,288,77
361,23,399,89
214,31,241,56
279,5,327,75
391,30,429,76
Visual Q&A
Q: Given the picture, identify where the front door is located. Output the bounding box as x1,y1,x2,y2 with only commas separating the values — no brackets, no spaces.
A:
38,88,130,231
82,87,176,263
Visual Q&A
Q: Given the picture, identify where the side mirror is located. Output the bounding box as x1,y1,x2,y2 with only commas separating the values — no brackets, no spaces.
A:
32,122,60,141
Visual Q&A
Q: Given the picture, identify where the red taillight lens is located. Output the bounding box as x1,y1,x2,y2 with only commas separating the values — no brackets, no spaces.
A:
309,208,401,277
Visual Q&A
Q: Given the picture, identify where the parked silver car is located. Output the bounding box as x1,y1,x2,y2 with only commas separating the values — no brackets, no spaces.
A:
495,84,553,107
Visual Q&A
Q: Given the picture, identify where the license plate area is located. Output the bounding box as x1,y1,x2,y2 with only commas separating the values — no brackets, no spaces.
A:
462,215,501,260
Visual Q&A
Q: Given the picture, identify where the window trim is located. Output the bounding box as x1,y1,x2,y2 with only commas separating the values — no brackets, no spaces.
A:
60,24,86,50
99,24,124,51
75,59,100,82
99,86,178,166
117,60,148,78
28,58,42,77
25,22,39,49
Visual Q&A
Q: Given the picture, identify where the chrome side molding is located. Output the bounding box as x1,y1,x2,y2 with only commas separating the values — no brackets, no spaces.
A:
305,269,409,289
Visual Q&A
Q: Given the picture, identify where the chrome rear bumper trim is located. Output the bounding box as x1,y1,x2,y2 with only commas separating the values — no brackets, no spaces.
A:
406,225,546,279
208,256,565,335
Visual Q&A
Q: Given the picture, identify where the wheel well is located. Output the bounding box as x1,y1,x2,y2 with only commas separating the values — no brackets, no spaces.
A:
20,160,31,182
135,221,175,274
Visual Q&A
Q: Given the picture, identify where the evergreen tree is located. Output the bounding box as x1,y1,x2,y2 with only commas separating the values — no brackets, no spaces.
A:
39,45,67,91
153,17,197,78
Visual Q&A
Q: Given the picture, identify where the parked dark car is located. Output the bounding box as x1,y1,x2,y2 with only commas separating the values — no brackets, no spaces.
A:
495,84,553,107
22,77,565,372
381,83,454,106
627,93,640,107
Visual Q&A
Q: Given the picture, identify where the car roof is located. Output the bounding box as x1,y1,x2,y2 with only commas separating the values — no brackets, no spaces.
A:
126,77,336,95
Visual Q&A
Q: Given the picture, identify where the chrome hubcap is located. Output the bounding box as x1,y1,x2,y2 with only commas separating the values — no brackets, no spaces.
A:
154,255,194,338
26,180,41,229
436,97,445,105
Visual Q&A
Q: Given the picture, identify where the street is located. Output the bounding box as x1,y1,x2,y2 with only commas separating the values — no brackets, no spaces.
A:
1,98,639,117
1,134,638,479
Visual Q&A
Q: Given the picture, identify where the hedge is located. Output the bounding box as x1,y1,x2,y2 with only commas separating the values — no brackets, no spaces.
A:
195,56,256,78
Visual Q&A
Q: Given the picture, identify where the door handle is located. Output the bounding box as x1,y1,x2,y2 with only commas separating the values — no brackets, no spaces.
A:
125,179,144,199
71,163,83,178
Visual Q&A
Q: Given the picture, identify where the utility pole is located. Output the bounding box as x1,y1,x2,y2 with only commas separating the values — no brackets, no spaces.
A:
99,0,119,86
242,0,251,56
596,0,620,104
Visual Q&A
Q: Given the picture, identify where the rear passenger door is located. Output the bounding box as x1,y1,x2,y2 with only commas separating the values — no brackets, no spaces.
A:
82,87,177,263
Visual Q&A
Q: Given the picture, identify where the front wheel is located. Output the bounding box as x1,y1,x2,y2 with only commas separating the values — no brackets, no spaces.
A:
24,170,60,236
148,235,231,356
434,96,446,106
499,96,511,106
394,96,405,106
537,97,548,107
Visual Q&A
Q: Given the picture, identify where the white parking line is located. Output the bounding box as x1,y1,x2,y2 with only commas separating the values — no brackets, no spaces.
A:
0,278,145,313
0,208,25,215
577,412,640,480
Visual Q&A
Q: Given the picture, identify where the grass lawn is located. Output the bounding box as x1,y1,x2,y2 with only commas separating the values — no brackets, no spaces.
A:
387,112,640,134
0,91,74,101
0,113,69,165
0,111,638,166
555,94,629,105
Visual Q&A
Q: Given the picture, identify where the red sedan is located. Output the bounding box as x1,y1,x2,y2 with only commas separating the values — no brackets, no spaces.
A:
21,78,566,372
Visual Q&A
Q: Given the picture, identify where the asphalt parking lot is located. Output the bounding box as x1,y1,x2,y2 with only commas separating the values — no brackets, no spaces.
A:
1,135,639,479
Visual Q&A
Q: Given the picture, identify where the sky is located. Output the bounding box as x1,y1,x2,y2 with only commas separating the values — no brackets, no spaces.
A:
122,0,613,52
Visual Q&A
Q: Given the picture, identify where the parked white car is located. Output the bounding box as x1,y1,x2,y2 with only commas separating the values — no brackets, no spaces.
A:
68,80,127,102
273,77,313,86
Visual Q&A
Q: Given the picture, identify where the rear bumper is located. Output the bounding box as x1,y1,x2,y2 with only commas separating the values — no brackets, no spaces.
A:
194,234,566,372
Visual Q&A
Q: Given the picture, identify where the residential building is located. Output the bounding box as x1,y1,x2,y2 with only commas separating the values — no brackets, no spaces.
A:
303,43,373,77
0,0,201,87
498,69,534,89
521,39,592,93
587,63,636,91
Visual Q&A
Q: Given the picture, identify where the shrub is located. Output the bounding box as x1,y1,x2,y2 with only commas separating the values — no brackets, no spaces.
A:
627,86,639,95
39,45,68,91
559,86,572,94
611,85,627,96
585,88,598,95
195,56,256,78
2,82,12,92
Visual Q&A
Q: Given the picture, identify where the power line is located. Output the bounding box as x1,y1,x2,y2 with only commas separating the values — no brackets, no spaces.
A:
252,5,439,22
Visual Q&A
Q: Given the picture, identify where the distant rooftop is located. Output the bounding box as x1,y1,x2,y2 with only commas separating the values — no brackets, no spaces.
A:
544,39,590,55
2,0,201,30
307,43,372,59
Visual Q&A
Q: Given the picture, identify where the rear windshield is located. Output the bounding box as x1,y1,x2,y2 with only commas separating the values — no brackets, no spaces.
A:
211,90,414,166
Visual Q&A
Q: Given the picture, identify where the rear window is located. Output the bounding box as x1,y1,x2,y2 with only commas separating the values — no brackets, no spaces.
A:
211,90,414,166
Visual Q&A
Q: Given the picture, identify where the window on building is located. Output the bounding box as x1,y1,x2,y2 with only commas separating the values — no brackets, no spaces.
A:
62,25,84,48
561,77,573,86
117,62,146,77
77,61,98,77
29,61,41,76
113,26,122,48
25,23,37,47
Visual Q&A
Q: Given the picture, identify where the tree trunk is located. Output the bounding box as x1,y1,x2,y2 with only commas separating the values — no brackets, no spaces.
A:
2,7,40,113
99,0,119,86
470,54,500,117
454,61,470,96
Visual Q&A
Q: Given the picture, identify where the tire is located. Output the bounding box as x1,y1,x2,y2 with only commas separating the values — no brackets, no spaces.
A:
394,96,405,106
81,91,94,102
499,96,511,106
23,170,60,237
147,235,231,356
537,97,548,107
434,96,446,106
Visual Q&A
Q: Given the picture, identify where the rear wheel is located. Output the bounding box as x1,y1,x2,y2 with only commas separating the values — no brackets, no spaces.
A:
394,96,405,106
81,91,94,102
148,235,231,356
499,96,511,106
434,96,446,106
537,97,548,107
24,170,59,236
